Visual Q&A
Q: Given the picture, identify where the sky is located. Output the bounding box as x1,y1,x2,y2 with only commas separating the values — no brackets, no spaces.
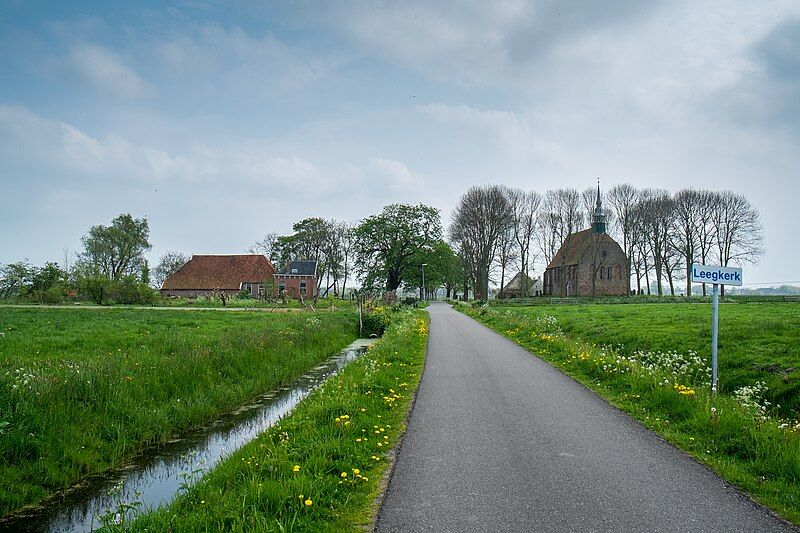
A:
1,0,799,286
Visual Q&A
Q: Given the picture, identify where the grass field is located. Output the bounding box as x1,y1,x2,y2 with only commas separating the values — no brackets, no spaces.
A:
0,307,358,517
459,301,800,525
126,309,428,531
491,302,800,417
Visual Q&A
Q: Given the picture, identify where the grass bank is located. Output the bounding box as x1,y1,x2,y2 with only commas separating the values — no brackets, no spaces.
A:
0,307,357,517
457,303,800,526
126,309,428,532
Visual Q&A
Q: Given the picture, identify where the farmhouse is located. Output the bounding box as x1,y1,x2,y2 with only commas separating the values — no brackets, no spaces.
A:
160,254,276,298
500,272,542,298
543,186,628,297
275,260,319,300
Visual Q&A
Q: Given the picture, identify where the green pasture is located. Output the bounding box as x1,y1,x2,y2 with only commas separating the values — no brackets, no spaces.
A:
496,302,800,417
0,307,357,517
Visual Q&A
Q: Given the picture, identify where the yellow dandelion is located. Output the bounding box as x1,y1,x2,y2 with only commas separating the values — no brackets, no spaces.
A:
305,499,313,506
292,465,301,472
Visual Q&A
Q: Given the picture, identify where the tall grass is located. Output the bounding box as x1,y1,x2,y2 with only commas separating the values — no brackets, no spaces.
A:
0,307,357,517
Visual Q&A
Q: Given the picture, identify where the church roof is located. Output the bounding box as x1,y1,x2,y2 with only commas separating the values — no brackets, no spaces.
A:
546,228,620,270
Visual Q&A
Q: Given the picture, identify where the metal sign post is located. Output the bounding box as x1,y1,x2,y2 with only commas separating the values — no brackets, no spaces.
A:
711,283,719,392
691,264,743,393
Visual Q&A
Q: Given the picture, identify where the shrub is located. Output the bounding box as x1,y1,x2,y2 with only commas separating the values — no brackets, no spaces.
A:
42,285,68,304
363,306,391,337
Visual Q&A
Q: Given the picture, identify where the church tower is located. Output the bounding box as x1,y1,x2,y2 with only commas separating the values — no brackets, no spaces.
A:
593,181,607,234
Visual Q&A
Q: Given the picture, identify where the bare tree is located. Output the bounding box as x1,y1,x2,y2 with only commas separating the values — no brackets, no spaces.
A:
712,191,765,296
638,189,673,295
450,185,513,301
535,209,562,267
153,251,189,289
671,189,703,296
535,188,583,268
249,233,279,263
494,221,518,298
509,189,541,297
607,184,639,293
338,222,356,298
696,191,719,296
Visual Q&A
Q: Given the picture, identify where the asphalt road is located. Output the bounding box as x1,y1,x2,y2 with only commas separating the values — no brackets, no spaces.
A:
376,302,795,533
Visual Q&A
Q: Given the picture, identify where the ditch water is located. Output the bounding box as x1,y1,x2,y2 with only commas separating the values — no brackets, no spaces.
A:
1,339,375,532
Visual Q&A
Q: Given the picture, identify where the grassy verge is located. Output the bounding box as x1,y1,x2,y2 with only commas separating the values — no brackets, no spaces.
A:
0,308,357,517
127,309,428,532
456,303,800,526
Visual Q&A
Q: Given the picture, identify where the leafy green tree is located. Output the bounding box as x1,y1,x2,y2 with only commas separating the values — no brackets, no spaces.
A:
27,262,68,303
354,204,442,292
76,265,113,304
81,213,152,280
403,240,459,299
0,261,34,299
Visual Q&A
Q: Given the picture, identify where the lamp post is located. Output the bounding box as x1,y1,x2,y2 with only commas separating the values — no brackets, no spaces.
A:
421,263,427,301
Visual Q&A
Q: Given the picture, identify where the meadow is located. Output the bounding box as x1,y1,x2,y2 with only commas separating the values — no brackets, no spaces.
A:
126,309,428,531
493,302,800,417
0,307,358,517
459,301,800,525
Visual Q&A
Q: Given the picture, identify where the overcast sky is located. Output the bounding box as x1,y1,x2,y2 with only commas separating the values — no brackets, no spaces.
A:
1,1,799,285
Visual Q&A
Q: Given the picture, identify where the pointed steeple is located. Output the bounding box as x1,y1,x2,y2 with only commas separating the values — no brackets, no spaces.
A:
593,178,607,234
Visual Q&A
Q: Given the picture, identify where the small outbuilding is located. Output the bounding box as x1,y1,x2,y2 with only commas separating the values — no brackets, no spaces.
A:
160,254,276,298
500,272,542,298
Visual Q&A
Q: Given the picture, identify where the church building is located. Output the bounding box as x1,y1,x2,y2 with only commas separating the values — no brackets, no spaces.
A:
542,186,628,297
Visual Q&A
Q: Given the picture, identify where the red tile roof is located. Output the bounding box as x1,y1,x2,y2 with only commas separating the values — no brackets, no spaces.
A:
546,229,619,269
161,255,276,290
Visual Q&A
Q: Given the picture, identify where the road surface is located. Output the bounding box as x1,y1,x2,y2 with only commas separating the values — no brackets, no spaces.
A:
377,302,794,532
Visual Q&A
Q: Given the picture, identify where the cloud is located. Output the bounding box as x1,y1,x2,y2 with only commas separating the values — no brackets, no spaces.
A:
330,0,659,84
67,44,152,98
150,23,342,96
748,17,800,131
0,104,343,192
419,103,567,163
370,158,425,193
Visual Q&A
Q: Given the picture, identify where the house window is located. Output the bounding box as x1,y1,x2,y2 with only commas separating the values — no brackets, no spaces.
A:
242,282,252,292
291,268,299,274
279,284,285,292
300,281,307,295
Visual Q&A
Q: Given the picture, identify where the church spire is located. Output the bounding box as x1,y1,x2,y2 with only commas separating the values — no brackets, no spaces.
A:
593,178,607,234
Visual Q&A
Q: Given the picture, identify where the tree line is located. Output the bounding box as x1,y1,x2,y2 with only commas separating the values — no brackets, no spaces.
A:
0,184,764,304
449,184,764,300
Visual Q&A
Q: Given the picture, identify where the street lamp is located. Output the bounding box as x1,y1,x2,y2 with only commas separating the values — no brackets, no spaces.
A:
421,263,428,301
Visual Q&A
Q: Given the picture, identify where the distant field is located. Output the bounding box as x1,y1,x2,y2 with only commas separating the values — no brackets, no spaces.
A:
496,302,800,417
0,307,357,517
